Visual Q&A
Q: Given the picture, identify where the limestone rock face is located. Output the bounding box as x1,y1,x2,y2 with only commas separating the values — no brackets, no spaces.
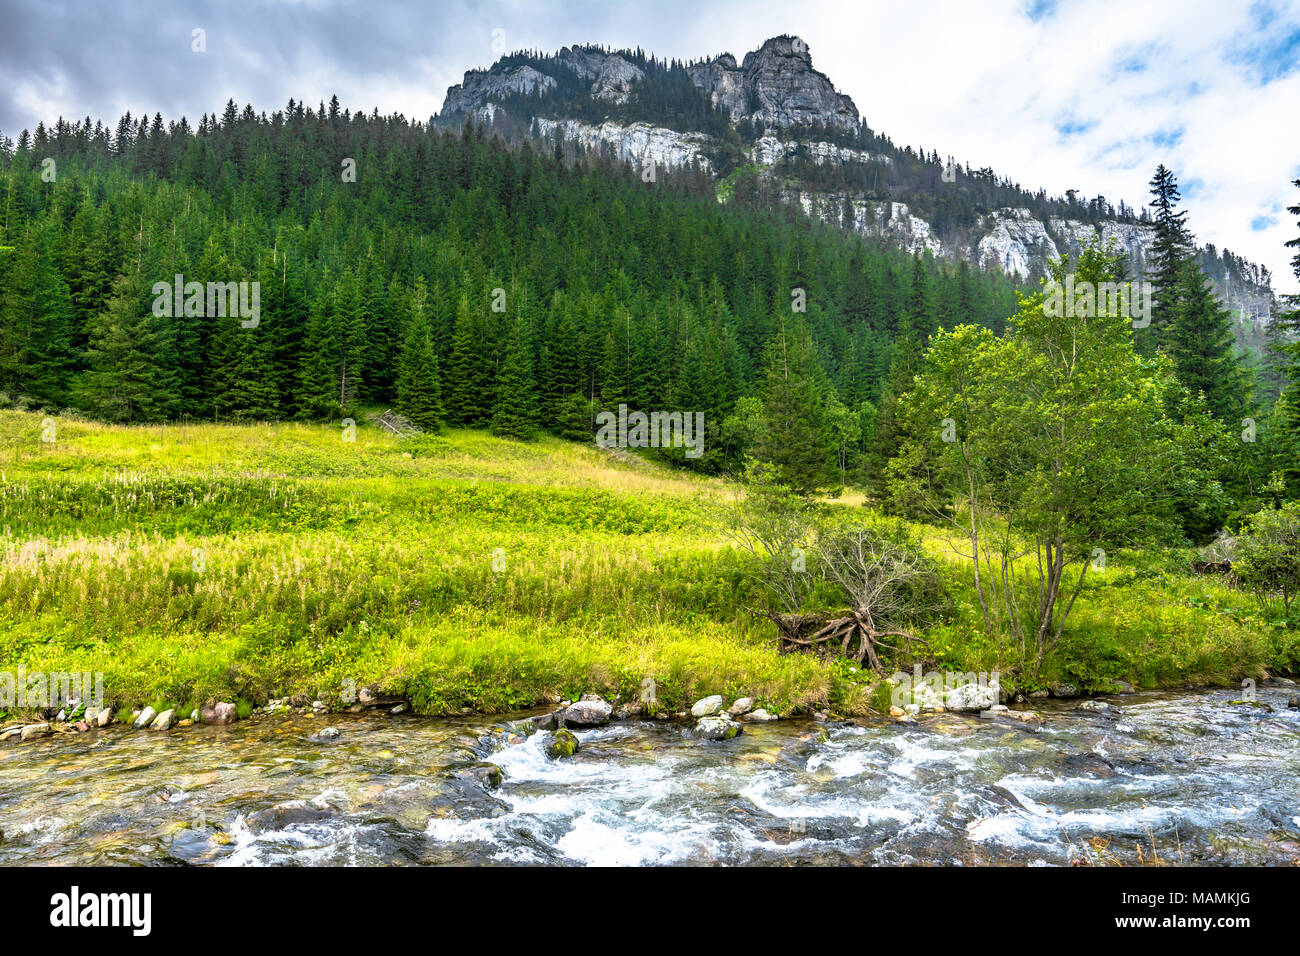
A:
750,134,889,167
533,118,713,173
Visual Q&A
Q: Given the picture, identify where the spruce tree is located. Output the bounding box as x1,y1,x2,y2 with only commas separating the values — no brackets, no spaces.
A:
1272,178,1300,488
1144,164,1193,353
1166,260,1247,421
444,294,492,425
753,321,835,495
81,274,178,421
0,220,73,404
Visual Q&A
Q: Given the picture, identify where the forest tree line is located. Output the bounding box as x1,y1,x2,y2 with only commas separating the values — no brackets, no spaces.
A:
0,100,1297,546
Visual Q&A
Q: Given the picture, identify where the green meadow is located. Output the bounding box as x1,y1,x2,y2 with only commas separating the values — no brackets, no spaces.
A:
0,409,1294,719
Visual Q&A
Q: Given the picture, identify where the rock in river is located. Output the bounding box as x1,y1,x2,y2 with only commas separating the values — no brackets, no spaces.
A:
20,723,52,741
542,729,580,758
691,715,742,740
945,682,999,712
245,800,337,834
1076,700,1120,717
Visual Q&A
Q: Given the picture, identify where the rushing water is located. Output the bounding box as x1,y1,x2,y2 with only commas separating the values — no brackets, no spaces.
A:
1,686,1298,866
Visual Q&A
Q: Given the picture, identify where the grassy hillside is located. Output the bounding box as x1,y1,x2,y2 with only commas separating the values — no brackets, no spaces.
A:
0,410,1294,719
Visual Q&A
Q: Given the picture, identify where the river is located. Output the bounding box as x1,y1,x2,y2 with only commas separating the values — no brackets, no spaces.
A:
1,686,1297,865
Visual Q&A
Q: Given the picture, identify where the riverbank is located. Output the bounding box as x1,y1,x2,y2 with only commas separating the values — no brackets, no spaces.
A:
0,411,1296,723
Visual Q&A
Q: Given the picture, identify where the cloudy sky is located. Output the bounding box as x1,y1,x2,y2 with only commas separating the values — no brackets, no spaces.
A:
2,0,1298,291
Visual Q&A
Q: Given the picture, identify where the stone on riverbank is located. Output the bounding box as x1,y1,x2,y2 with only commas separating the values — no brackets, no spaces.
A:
691,695,724,717
946,682,999,712
200,702,238,725
20,723,52,741
741,708,778,722
95,708,113,727
727,697,754,717
562,697,612,726
150,709,177,731
1049,682,1079,699
132,707,156,729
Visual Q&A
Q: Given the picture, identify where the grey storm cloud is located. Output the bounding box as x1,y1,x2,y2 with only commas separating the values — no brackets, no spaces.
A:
0,0,737,137
0,0,561,134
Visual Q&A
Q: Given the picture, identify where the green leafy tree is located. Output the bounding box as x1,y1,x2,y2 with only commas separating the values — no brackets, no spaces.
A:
1235,502,1300,622
888,242,1189,667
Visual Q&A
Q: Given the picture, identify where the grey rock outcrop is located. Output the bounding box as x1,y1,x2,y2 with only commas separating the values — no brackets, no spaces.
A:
688,36,859,133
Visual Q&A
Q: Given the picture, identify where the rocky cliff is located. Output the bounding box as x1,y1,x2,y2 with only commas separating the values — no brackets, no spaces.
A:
436,35,1278,348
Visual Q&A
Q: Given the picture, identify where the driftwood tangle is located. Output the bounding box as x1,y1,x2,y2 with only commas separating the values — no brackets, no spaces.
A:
770,609,930,674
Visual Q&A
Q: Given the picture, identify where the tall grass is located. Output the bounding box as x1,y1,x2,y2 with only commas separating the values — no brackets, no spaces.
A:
0,411,1294,717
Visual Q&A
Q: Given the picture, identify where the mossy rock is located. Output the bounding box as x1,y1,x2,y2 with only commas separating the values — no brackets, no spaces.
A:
543,729,579,759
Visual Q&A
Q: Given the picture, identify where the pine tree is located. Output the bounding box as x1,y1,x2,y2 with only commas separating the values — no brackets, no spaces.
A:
1272,178,1300,488
0,220,73,404
296,288,341,418
444,294,492,425
395,279,444,431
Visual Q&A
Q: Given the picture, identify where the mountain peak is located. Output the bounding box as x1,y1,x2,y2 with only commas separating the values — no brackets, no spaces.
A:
747,34,813,67
438,35,859,135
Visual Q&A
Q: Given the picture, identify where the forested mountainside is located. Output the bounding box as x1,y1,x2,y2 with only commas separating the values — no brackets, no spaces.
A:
436,35,1276,353
0,99,1023,475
